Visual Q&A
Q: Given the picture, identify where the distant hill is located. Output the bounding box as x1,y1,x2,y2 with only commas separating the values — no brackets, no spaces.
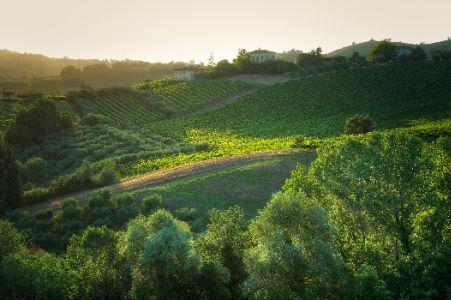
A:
0,49,187,84
0,49,102,79
326,39,451,58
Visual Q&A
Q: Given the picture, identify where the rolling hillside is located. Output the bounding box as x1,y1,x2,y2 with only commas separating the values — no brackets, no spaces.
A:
136,78,249,113
155,61,451,139
327,39,451,58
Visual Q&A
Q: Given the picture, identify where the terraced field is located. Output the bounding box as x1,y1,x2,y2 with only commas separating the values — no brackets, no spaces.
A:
136,78,249,113
155,61,451,139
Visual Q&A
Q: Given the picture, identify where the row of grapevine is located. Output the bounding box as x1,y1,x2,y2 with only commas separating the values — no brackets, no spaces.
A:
139,79,249,113
154,61,451,139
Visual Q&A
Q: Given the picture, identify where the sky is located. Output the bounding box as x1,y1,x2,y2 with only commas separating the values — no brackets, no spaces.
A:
1,0,450,63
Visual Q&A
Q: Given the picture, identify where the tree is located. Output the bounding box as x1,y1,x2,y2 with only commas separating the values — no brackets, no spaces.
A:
410,45,426,61
196,206,249,297
296,47,323,68
60,65,82,79
23,157,48,184
0,220,25,260
243,192,345,298
369,39,397,63
310,133,449,273
5,99,73,147
348,51,366,64
233,49,252,73
345,114,375,134
131,226,201,299
0,139,23,209
207,52,215,67
67,226,123,299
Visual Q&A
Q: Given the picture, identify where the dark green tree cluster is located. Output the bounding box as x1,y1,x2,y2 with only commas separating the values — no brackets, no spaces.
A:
1,131,449,299
5,99,73,147
0,139,23,212
6,190,164,251
203,49,297,78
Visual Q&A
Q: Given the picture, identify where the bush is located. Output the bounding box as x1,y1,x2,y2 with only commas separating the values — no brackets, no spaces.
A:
24,157,48,184
345,114,375,134
5,99,74,147
174,207,197,221
81,113,106,126
141,194,163,214
91,167,119,186
23,187,51,205
0,140,23,208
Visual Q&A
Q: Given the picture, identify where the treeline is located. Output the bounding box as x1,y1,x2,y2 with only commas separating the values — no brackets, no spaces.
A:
59,61,187,88
0,49,99,79
204,39,451,79
1,130,449,299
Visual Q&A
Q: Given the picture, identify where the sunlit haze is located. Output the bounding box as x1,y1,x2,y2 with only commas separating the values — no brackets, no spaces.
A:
1,0,450,63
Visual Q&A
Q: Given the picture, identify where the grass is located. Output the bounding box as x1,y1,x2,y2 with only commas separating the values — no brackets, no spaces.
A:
129,152,315,231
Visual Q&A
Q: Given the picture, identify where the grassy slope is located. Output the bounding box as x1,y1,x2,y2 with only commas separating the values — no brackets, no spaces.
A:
155,61,451,140
129,152,315,231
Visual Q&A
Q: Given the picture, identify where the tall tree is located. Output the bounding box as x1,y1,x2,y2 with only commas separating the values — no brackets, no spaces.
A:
0,139,22,210
369,39,397,63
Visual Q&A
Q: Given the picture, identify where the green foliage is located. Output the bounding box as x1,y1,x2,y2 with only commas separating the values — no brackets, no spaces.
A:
23,157,48,184
5,99,73,147
174,207,197,221
286,131,451,298
141,194,163,215
131,226,200,299
410,45,427,61
297,47,323,67
244,191,345,298
66,226,124,298
345,114,375,134
81,112,106,126
369,39,397,63
352,265,391,299
197,206,249,297
0,139,23,209
0,220,25,260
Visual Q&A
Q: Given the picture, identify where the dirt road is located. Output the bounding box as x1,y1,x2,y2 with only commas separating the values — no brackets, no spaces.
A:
24,149,310,213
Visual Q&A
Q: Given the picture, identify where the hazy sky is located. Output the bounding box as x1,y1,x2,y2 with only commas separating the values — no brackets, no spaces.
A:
1,0,450,63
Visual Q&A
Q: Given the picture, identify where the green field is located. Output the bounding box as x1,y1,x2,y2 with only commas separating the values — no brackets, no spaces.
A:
129,152,315,230
155,61,451,140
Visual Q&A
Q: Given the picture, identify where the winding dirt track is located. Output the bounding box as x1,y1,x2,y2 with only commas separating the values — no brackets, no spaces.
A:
23,149,305,213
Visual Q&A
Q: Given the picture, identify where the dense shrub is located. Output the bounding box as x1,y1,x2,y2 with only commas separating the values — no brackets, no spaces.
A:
0,140,23,209
23,157,48,183
345,114,375,134
141,194,163,214
81,113,106,126
175,207,197,221
5,99,73,147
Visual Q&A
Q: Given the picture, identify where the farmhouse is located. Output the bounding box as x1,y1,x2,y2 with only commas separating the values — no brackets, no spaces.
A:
174,66,201,81
249,49,276,63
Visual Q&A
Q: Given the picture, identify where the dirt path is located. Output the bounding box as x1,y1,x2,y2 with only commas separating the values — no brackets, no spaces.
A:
23,149,309,213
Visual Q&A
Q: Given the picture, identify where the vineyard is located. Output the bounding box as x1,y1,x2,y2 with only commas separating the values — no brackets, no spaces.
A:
136,78,249,113
70,88,167,125
155,61,451,139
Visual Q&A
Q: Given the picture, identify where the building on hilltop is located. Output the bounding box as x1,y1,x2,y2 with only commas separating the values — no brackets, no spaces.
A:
249,49,276,63
174,66,201,81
